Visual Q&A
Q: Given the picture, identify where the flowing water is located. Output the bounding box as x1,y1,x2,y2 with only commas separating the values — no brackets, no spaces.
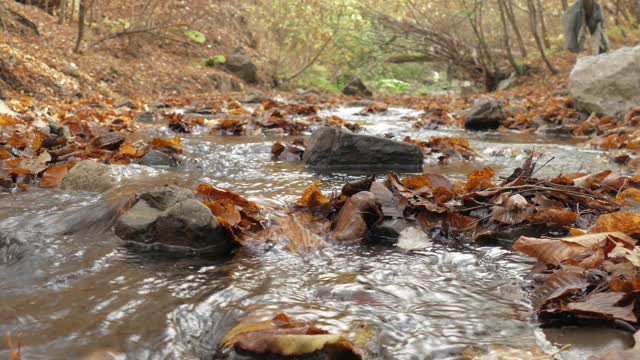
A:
0,106,633,359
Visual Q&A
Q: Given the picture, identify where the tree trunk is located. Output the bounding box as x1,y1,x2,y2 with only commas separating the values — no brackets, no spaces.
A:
498,0,521,75
505,0,527,58
70,0,75,20
537,0,551,49
527,0,558,74
58,0,66,24
73,0,84,53
561,0,568,11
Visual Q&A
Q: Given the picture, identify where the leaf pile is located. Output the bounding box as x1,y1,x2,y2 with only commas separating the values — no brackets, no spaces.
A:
289,156,640,248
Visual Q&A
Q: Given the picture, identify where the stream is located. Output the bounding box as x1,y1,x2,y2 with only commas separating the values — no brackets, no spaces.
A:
0,105,634,359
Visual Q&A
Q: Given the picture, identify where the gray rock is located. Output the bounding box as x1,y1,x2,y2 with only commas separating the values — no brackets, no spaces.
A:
0,100,16,116
114,186,235,255
139,185,193,211
140,150,176,167
465,98,506,130
239,91,266,104
60,160,116,192
497,72,518,91
368,219,413,245
569,46,640,116
223,47,258,84
114,200,163,242
115,99,137,109
302,127,423,171
133,111,155,123
552,89,570,97
342,76,372,97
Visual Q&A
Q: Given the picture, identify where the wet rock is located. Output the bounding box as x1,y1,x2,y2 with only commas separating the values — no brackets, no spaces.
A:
497,72,518,91
0,100,16,116
133,111,155,123
115,98,137,109
239,91,266,104
60,160,116,192
223,47,258,84
367,219,413,245
115,185,235,255
342,76,372,97
302,127,423,171
535,125,574,137
464,98,506,130
334,191,382,241
148,102,169,109
140,150,176,167
569,45,640,116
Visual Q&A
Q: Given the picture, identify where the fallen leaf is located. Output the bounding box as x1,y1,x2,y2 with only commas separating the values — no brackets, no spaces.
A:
221,313,363,358
527,208,577,225
531,270,588,309
590,211,640,236
566,291,637,323
281,214,326,252
297,181,330,209
40,164,69,188
334,191,382,241
465,167,496,192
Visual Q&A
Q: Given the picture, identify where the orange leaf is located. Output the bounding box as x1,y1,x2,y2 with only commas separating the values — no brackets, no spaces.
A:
589,211,640,236
40,165,69,188
527,207,577,225
296,181,330,208
117,142,145,158
464,167,495,192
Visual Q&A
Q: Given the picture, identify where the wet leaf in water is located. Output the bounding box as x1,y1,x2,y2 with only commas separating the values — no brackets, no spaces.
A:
5,332,21,360
514,232,635,268
334,191,382,241
462,344,552,360
221,313,363,358
566,291,637,323
202,199,242,227
148,135,182,154
297,181,330,209
195,183,261,224
531,270,588,309
40,164,70,188
281,214,326,253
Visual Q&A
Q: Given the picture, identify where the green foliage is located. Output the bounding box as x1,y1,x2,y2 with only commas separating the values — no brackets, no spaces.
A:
184,30,206,44
292,65,340,93
373,79,410,91
205,55,226,67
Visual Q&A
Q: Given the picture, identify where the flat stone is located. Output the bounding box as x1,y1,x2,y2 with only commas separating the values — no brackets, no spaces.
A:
139,185,193,211
302,127,423,172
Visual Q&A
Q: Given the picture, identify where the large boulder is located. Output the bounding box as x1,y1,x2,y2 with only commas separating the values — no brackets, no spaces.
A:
342,76,372,97
302,127,423,171
114,185,235,255
569,46,640,116
60,160,116,192
224,47,258,84
464,98,506,130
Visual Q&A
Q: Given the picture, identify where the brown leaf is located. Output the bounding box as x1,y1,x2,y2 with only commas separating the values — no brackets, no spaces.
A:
464,167,496,192
566,291,637,323
14,151,51,175
590,211,640,236
117,142,145,158
531,270,588,309
513,232,635,268
202,199,242,226
527,207,577,225
221,313,363,358
40,164,70,188
334,191,382,241
195,183,261,224
148,135,182,154
297,181,330,209
281,215,326,253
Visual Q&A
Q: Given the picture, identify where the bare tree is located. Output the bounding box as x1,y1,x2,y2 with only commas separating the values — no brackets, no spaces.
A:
497,0,522,75
505,0,527,58
74,0,85,52
527,0,558,74
537,0,551,48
